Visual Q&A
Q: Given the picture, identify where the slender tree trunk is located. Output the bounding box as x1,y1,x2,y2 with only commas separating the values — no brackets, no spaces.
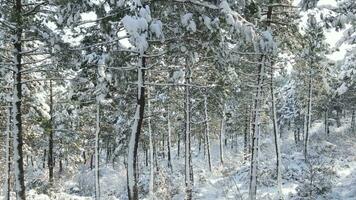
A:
43,149,47,169
83,151,87,165
325,108,329,136
4,107,11,200
178,128,181,157
185,58,192,200
48,80,54,185
270,63,283,199
145,147,148,167
95,104,101,200
336,107,341,128
162,131,165,159
12,1,26,199
154,139,158,172
351,109,355,133
294,129,298,144
90,154,94,170
249,56,265,200
219,110,225,165
244,106,249,162
249,105,253,155
230,134,233,150
304,73,313,161
147,83,154,197
167,109,173,172
204,94,212,171
106,140,110,165
198,134,202,153
303,112,307,141
59,159,63,174
127,57,146,200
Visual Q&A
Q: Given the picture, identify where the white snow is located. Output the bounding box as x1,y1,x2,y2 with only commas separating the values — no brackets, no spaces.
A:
317,0,338,8
181,13,197,33
139,5,151,23
9,121,356,200
336,82,348,95
122,16,148,35
149,20,164,39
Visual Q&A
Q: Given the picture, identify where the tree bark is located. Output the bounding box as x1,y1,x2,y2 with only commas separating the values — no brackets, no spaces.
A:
304,72,313,161
95,104,100,200
83,151,87,165
185,57,192,200
325,108,329,136
167,108,173,171
147,82,154,197
270,61,283,199
244,105,249,162
249,56,265,200
127,57,146,200
351,109,355,133
90,154,94,170
12,1,26,199
336,107,342,128
219,109,225,165
204,94,212,171
43,149,47,169
5,107,11,200
178,127,181,157
48,80,54,185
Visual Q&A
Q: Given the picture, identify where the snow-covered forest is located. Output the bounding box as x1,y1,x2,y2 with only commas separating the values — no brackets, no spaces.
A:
0,0,355,199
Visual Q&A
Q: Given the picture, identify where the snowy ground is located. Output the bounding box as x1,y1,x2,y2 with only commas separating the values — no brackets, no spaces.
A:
1,122,356,199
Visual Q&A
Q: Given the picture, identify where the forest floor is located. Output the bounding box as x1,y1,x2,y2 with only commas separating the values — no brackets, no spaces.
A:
2,122,356,200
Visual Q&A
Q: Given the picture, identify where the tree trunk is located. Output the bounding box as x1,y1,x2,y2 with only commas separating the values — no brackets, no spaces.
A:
147,82,154,197
336,107,341,128
249,105,253,155
90,154,94,170
162,131,165,159
204,94,212,171
167,109,173,172
249,56,265,200
219,116,225,165
12,1,26,199
198,133,202,152
5,107,11,200
59,158,63,175
185,58,192,200
43,149,47,169
230,134,234,150
83,151,87,165
145,147,148,167
270,62,283,199
351,109,355,133
105,140,109,165
325,109,329,136
95,104,101,200
48,80,54,185
244,106,249,161
294,129,298,144
154,139,158,172
178,128,181,157
127,57,146,200
304,72,313,161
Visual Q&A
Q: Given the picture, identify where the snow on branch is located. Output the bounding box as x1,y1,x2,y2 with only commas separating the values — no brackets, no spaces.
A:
172,0,219,10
